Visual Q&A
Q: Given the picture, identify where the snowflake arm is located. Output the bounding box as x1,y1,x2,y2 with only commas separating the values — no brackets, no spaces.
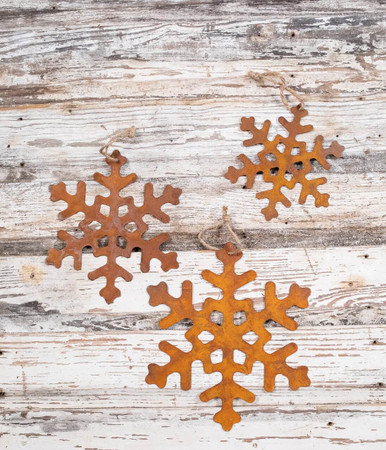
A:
148,281,195,329
278,107,313,140
46,181,98,270
146,280,199,390
256,184,292,221
200,375,255,431
262,342,310,392
240,116,271,147
140,183,182,223
254,281,311,392
225,154,260,189
47,230,88,270
93,152,138,194
88,250,133,303
261,281,310,330
312,135,345,170
124,183,182,273
49,180,92,220
146,341,197,391
225,117,271,188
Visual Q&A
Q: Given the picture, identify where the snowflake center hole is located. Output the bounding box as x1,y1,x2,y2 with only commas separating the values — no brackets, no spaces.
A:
242,331,258,345
234,311,246,325
124,222,137,233
210,310,223,326
89,221,101,230
197,331,215,344
210,349,223,364
293,161,304,170
118,205,129,217
233,349,246,365
116,236,127,249
291,147,301,155
100,204,110,217
98,236,109,247
277,142,285,153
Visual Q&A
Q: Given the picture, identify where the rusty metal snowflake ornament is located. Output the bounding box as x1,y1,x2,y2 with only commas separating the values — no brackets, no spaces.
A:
146,242,311,431
47,150,182,304
225,105,345,220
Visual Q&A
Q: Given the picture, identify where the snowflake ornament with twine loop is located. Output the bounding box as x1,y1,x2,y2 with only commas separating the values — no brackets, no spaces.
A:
146,208,311,430
47,127,182,304
225,71,345,221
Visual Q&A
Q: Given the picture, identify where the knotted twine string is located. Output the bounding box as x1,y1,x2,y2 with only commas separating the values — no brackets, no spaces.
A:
198,206,243,255
99,126,136,162
248,70,306,111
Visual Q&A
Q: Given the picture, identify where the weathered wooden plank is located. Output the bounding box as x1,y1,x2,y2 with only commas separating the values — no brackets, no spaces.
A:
0,246,384,331
0,1,385,67
0,326,384,405
1,98,384,174
1,406,385,449
0,327,384,447
1,303,384,334
0,117,384,185
0,59,385,106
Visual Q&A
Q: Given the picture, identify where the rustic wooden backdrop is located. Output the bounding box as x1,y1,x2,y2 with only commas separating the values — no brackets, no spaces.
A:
1,0,385,448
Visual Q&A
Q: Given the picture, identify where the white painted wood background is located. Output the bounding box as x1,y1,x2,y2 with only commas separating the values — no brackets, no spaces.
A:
0,0,385,448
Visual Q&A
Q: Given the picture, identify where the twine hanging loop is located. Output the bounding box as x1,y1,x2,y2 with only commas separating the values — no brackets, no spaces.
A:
248,70,305,111
99,126,136,162
198,206,243,255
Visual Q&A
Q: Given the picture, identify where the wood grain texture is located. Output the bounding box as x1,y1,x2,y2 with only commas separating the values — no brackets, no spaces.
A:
0,246,385,331
0,0,385,448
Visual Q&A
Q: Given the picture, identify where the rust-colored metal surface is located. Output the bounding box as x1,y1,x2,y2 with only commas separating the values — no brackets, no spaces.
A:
146,242,311,431
225,105,345,220
47,150,182,304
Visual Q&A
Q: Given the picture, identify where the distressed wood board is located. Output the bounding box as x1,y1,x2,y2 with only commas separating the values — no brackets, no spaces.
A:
0,0,385,448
